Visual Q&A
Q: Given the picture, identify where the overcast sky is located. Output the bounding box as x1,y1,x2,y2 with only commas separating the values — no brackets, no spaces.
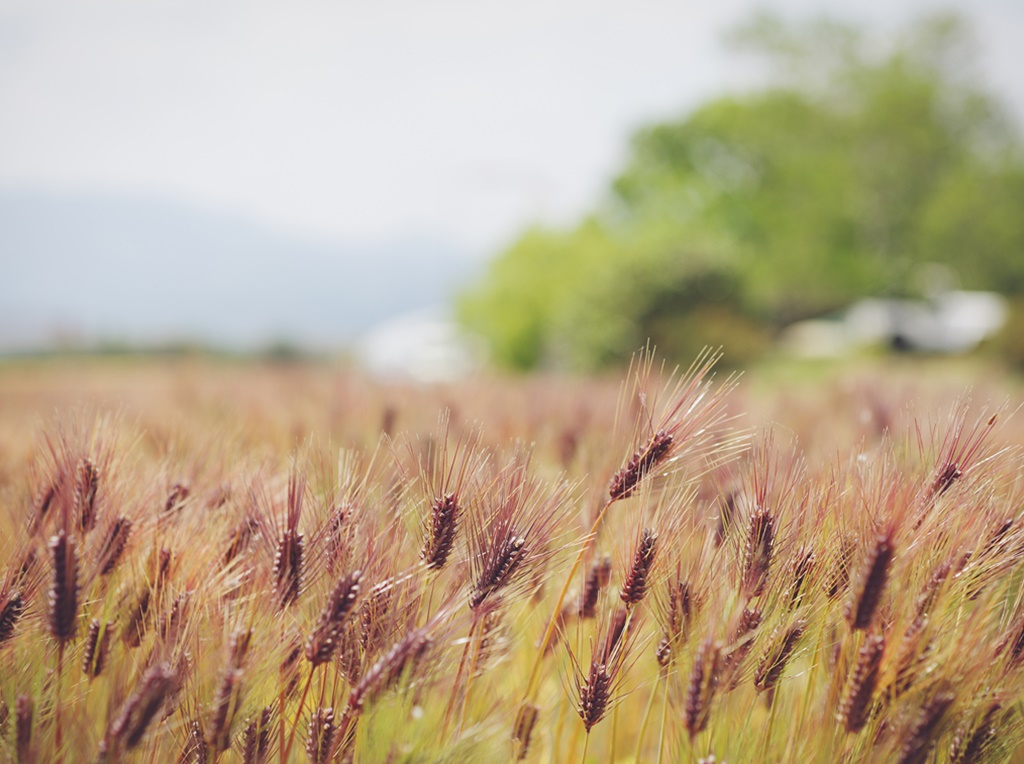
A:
2,0,1023,255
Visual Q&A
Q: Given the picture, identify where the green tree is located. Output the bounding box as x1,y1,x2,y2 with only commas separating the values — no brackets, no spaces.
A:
459,11,1024,371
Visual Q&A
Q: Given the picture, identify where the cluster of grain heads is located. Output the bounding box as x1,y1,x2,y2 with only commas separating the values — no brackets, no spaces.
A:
516,347,741,751
4,358,1024,762
333,622,436,759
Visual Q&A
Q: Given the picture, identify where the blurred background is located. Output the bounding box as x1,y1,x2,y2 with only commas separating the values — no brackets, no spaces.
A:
2,0,1024,378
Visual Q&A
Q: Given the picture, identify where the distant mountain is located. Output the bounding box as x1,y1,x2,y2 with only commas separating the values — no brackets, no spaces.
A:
0,190,478,352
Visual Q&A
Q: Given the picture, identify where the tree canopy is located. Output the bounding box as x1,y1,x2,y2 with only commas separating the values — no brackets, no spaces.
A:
458,12,1024,370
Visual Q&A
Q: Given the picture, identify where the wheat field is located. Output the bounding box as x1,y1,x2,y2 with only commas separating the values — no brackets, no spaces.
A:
1,352,1023,763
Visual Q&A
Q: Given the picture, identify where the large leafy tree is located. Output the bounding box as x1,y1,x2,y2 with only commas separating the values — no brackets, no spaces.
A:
459,12,1024,370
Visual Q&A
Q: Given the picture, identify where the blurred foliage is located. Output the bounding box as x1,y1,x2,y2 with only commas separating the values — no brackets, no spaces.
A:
458,11,1024,370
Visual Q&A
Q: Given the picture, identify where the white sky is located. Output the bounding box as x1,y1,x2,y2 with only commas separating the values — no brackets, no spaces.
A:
2,0,1023,255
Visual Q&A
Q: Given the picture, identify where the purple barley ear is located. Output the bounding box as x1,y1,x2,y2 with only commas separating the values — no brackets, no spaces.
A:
785,548,815,612
31,480,57,532
891,613,932,700
846,531,894,631
96,515,132,576
204,628,253,752
182,719,209,764
346,626,433,714
657,579,695,668
306,570,363,667
578,556,611,618
474,603,506,676
1000,606,1024,668
223,514,258,567
122,586,152,649
0,591,25,645
512,703,539,761
157,592,190,648
421,492,458,571
163,481,190,513
48,530,79,645
467,451,570,612
609,429,674,501
578,662,613,732
620,529,658,605
900,554,951,618
714,490,738,547
949,701,1001,764
898,688,955,764
207,667,241,753
83,618,115,678
741,508,774,599
721,607,762,689
753,620,806,696
685,637,722,739
15,694,32,763
107,663,181,753
601,607,629,662
570,607,631,734
609,348,736,503
75,457,100,532
306,707,337,764
839,631,886,733
273,527,305,610
414,414,481,571
272,468,307,610
919,408,998,515
239,706,274,764
470,530,528,610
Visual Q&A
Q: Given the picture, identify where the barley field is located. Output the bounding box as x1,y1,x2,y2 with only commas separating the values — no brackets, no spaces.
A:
1,352,1023,763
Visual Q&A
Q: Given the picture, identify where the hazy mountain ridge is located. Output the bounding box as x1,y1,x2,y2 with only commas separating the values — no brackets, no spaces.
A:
0,190,477,351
